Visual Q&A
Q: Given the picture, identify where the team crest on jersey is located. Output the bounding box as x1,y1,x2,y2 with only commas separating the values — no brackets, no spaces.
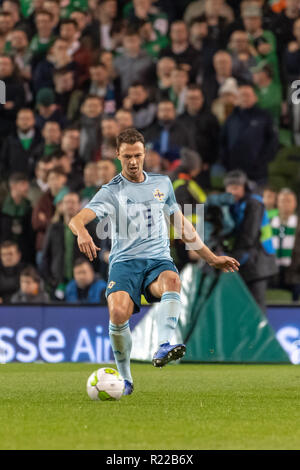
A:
108,281,116,289
153,189,165,202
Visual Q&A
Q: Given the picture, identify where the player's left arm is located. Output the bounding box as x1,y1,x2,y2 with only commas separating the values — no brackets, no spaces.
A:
170,211,240,273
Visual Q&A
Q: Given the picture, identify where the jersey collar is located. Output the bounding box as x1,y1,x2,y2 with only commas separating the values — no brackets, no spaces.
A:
120,171,148,184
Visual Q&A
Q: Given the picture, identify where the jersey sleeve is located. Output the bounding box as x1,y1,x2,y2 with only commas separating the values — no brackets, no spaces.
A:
164,177,181,215
84,187,116,220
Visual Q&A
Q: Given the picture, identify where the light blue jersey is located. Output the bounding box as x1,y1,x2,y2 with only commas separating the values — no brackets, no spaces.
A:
85,171,180,267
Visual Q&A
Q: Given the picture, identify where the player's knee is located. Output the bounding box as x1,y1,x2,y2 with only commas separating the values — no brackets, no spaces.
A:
163,272,181,292
109,305,129,326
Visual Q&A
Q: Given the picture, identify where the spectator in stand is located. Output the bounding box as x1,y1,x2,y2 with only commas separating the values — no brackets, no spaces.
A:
171,147,206,271
137,18,169,60
34,120,62,158
32,166,68,266
263,186,278,221
2,0,31,36
202,50,238,108
101,116,120,140
242,3,280,85
227,30,257,83
184,0,234,26
97,158,117,186
0,11,15,43
224,170,278,312
33,37,77,92
87,61,118,115
7,28,32,83
190,0,233,48
80,162,99,206
220,84,278,187
144,99,195,169
35,87,68,130
41,192,88,298
0,173,35,263
61,126,81,161
211,77,239,124
0,108,42,180
96,117,120,162
188,16,217,84
59,18,92,86
284,17,300,83
156,56,177,98
0,54,26,144
270,188,300,300
270,0,300,60
271,188,298,273
124,0,169,36
28,155,55,206
29,10,56,71
65,257,107,304
114,27,154,96
252,63,282,126
11,265,50,303
123,81,156,130
165,67,189,115
178,84,220,174
0,240,25,303
96,0,119,51
144,149,165,173
43,0,61,35
115,108,134,131
100,137,119,166
53,69,82,121
70,9,100,51
51,152,84,192
79,94,103,162
159,20,200,80
99,49,122,91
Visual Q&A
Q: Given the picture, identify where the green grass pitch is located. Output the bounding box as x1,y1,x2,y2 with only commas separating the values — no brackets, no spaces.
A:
0,362,300,450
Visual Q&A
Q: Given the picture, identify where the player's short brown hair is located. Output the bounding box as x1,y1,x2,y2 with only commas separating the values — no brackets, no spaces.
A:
116,128,145,152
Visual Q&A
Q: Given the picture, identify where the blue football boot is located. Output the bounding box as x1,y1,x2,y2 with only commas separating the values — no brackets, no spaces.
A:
152,342,186,368
123,380,134,395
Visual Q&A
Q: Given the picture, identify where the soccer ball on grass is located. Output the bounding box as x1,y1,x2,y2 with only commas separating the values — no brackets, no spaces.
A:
86,367,124,401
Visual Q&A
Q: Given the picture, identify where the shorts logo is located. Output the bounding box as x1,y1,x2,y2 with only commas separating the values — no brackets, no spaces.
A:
108,281,116,289
153,189,165,202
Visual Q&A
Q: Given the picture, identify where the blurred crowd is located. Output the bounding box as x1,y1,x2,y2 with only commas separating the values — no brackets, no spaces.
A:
1,0,300,309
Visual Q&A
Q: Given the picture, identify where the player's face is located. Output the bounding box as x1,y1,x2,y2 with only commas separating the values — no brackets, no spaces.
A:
117,141,145,181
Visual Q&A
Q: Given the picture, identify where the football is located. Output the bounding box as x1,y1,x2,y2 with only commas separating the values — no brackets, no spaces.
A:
86,367,125,401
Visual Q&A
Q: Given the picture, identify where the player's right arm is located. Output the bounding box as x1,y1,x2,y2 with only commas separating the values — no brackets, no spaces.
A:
69,208,100,262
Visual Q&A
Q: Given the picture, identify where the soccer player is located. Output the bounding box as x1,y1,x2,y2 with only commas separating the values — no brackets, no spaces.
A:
69,129,239,395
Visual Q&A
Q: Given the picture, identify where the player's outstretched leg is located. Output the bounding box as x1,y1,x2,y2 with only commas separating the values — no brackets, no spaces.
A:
149,271,186,367
108,292,134,395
